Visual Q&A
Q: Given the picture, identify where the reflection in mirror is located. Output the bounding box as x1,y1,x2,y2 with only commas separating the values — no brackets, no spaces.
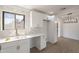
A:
3,12,15,30
16,15,25,29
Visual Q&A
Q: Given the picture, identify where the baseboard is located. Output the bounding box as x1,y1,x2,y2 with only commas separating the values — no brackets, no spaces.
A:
62,36,79,41
47,40,58,44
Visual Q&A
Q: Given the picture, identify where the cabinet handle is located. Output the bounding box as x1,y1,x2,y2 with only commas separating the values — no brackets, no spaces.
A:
16,45,20,50
0,45,1,51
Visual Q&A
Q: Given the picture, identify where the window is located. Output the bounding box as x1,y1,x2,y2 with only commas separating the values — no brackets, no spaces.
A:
16,15,25,29
3,12,15,30
3,11,25,30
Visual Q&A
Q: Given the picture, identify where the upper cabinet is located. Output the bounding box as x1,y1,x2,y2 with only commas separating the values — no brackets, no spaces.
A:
3,11,25,30
31,11,47,27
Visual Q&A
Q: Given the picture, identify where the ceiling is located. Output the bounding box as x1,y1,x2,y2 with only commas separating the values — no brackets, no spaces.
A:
19,5,79,15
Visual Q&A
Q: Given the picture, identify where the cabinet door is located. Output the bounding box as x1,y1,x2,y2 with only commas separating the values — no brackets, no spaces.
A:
40,35,46,50
35,36,46,50
0,41,19,53
18,39,30,53
0,39,30,53
1,40,19,49
1,46,18,53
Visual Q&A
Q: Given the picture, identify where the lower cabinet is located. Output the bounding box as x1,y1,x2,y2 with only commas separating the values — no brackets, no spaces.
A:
35,35,47,50
0,39,30,53
18,39,30,53
40,35,47,50
1,46,18,53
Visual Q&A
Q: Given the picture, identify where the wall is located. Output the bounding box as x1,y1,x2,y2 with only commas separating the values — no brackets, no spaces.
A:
57,7,79,40
57,17,63,37
58,15,79,40
0,6,3,30
63,20,79,40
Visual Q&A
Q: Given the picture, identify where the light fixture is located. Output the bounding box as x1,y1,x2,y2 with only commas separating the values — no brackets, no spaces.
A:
63,16,78,23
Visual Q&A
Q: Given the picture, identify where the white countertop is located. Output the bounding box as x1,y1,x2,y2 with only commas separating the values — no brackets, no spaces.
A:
0,34,45,43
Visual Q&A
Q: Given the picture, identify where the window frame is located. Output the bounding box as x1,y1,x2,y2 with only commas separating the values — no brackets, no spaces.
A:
2,11,25,30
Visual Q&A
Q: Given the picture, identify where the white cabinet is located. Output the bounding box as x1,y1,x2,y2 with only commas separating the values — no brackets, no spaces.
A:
40,35,47,50
31,11,47,27
33,35,46,50
0,39,30,53
1,46,18,53
18,39,30,53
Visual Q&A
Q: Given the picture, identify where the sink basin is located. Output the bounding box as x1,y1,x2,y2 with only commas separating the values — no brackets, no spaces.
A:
4,37,18,42
5,37,11,41
4,36,27,42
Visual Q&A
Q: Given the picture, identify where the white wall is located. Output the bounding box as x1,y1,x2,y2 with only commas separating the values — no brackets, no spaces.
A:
57,7,79,40
63,20,79,40
58,16,79,40
0,6,3,30
57,17,63,37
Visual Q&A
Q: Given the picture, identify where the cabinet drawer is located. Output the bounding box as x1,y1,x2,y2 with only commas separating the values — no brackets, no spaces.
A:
40,41,46,50
1,44,30,53
0,39,30,53
1,40,19,49
40,35,46,50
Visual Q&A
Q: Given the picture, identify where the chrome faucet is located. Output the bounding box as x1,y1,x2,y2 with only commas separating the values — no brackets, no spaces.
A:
16,29,18,36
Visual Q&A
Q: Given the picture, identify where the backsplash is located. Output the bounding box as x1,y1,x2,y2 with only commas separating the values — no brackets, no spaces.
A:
0,29,27,39
0,30,16,38
16,29,26,36
28,26,43,34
